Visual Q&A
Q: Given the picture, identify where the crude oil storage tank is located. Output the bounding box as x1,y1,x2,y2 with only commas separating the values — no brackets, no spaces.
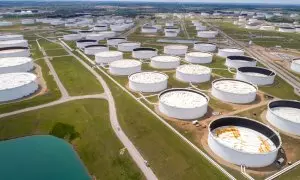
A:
93,25,108,31
76,40,97,49
197,31,218,38
217,48,244,58
164,45,188,56
141,26,158,33
109,59,141,76
84,45,109,55
128,72,168,92
225,56,257,69
86,33,105,41
21,19,35,25
118,42,141,52
291,59,300,73
78,30,93,38
99,31,116,38
185,52,213,64
158,88,209,120
208,116,282,167
107,37,127,46
0,47,30,58
0,34,23,41
195,25,207,31
0,40,28,48
0,57,34,74
236,67,276,86
95,51,123,64
176,64,211,83
194,43,216,52
63,34,81,41
150,55,181,69
132,47,158,59
278,27,296,33
0,72,38,102
266,100,300,136
164,26,180,33
211,79,257,104
165,30,178,37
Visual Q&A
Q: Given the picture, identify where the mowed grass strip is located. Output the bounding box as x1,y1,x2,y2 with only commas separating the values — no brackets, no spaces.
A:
0,99,144,180
51,56,104,95
96,69,228,180
46,49,69,57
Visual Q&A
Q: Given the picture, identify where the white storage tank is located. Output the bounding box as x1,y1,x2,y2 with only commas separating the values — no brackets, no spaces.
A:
166,22,174,26
63,34,81,41
266,100,300,136
95,51,123,64
93,25,108,31
0,47,30,58
0,34,23,41
0,40,28,48
176,64,211,83
0,21,13,27
107,37,127,46
132,47,158,59
78,30,93,38
159,88,209,120
141,26,158,33
197,31,218,38
291,59,300,73
278,27,296,33
84,45,109,55
0,72,38,102
128,72,168,93
109,59,141,76
99,31,116,38
185,52,213,64
236,67,276,86
150,55,180,69
118,42,141,52
218,48,244,58
21,19,35,25
165,30,178,37
164,26,180,34
196,25,207,31
194,43,217,52
260,26,276,31
76,40,97,49
0,57,34,74
86,33,106,41
211,79,257,104
225,56,257,69
164,45,188,56
208,116,282,167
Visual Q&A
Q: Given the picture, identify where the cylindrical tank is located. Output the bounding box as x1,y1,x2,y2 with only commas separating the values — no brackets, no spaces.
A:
211,79,257,104
185,52,213,64
95,51,123,64
0,21,13,27
291,59,300,73
141,26,158,33
197,31,218,38
260,26,276,31
236,67,276,86
0,47,30,58
0,72,38,102
107,37,127,46
93,25,108,31
266,100,300,136
208,116,281,167
63,34,82,41
86,33,106,41
225,56,257,69
21,19,35,25
278,27,296,33
84,45,109,55
176,64,211,83
78,30,93,38
159,88,209,120
0,40,28,48
0,57,34,74
194,43,216,52
164,26,180,33
99,31,116,38
118,42,141,52
0,34,23,41
164,45,188,56
196,25,207,31
150,55,181,69
76,40,97,49
165,30,178,37
128,72,168,92
217,49,244,58
109,59,141,76
132,47,158,59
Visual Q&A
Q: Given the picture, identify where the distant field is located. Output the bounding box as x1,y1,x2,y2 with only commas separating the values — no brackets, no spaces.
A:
51,56,104,96
0,99,144,180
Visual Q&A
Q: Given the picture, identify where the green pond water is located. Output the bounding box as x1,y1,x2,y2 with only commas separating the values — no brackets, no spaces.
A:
0,135,91,180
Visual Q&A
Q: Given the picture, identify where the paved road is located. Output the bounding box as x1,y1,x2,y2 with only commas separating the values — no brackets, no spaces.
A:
61,43,158,180
36,39,70,99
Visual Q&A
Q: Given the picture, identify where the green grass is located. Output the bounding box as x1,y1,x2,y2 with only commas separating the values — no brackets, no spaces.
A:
279,166,300,180
0,99,144,180
95,68,228,180
51,56,104,96
38,38,62,50
45,49,69,57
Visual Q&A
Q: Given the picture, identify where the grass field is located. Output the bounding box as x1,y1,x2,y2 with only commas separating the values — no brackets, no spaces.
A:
38,38,62,50
51,56,104,96
45,49,69,57
0,99,144,180
95,68,228,180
